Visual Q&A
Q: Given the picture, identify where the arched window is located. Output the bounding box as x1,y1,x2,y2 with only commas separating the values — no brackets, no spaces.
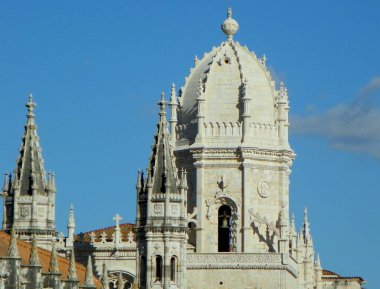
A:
170,257,176,282
218,205,232,252
155,255,163,282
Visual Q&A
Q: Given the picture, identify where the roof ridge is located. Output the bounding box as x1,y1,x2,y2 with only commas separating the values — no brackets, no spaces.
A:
75,222,135,236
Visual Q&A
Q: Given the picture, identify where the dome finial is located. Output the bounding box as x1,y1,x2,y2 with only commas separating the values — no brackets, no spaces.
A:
221,7,239,40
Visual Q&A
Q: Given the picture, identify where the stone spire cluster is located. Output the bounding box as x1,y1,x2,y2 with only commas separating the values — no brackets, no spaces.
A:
1,94,56,249
288,208,323,289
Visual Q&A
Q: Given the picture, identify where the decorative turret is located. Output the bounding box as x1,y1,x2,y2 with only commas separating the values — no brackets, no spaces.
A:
195,78,205,141
1,95,57,249
135,92,188,289
276,82,290,149
241,78,252,142
67,204,76,247
169,83,178,145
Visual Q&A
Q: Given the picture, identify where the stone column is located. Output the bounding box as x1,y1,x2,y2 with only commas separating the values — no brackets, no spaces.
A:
194,161,204,252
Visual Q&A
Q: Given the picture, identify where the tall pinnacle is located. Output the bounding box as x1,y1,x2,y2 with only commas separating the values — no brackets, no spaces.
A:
12,95,48,197
101,262,109,289
146,93,179,195
7,228,19,258
83,255,96,288
68,248,78,281
29,235,41,266
49,241,59,273
221,8,239,40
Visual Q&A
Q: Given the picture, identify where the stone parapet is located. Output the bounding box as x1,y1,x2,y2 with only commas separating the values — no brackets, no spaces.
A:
187,253,298,277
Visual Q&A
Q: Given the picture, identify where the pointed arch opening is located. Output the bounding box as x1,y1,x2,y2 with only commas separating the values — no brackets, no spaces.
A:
218,205,232,252
170,256,176,282
155,255,163,282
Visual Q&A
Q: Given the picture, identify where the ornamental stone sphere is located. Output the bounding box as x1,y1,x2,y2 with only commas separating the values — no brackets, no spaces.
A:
221,8,239,39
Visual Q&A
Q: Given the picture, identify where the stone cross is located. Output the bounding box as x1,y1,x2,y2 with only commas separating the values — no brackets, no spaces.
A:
113,214,122,228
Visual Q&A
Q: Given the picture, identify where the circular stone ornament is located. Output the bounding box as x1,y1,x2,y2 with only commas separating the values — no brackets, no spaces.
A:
257,180,271,198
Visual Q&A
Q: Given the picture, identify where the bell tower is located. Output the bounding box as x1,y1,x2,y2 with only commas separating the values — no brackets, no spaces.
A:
174,9,295,254
1,95,57,249
135,93,188,289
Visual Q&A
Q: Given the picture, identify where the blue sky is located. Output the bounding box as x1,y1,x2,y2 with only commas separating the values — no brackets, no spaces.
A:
0,0,379,287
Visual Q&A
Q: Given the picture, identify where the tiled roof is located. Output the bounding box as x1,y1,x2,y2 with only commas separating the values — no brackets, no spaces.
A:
74,223,135,243
322,269,365,284
0,231,101,288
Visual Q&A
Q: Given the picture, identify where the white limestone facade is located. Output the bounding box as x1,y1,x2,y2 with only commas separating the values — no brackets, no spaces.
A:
0,7,365,289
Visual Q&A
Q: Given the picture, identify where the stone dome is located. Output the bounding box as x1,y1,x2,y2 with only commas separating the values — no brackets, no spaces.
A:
178,40,277,129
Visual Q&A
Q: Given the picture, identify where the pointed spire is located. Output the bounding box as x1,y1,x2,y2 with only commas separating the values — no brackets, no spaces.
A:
11,95,49,197
7,228,19,258
180,168,188,189
29,235,41,266
83,255,96,288
170,83,177,103
158,92,167,123
315,253,321,269
117,273,124,289
145,93,180,195
68,248,78,281
49,241,59,273
26,94,36,121
136,170,143,191
303,207,311,242
290,212,297,236
2,173,10,193
48,171,56,192
68,204,75,226
101,262,109,289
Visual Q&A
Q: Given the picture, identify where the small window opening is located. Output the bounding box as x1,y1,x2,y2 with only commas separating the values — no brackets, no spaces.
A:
170,257,176,281
155,255,163,282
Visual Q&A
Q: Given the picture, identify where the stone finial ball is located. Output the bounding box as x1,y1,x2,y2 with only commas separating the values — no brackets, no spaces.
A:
221,16,239,38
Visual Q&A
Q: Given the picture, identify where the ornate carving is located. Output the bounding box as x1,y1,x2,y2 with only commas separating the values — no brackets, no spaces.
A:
249,209,279,236
187,207,198,225
20,206,30,218
257,180,271,198
154,204,163,215
186,253,298,277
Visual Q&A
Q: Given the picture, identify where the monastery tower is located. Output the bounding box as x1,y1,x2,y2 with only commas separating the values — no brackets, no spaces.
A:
1,95,57,249
174,8,294,255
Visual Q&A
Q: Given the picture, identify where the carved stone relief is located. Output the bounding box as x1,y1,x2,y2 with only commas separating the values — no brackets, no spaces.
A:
257,180,271,198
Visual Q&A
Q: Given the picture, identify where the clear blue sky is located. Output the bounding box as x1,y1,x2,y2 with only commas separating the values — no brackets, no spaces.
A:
0,0,379,287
